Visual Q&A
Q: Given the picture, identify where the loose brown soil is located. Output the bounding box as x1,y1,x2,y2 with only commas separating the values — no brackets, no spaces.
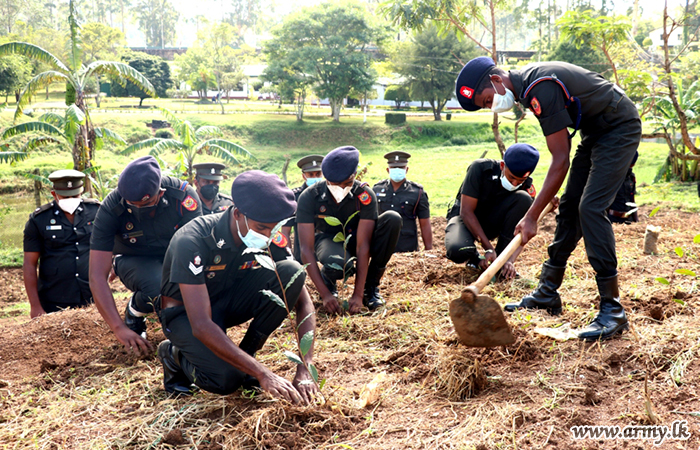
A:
1,206,699,449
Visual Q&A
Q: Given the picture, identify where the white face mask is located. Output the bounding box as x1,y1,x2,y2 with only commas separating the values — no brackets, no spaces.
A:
237,215,269,249
491,86,516,113
500,173,522,192
58,197,81,214
327,184,352,203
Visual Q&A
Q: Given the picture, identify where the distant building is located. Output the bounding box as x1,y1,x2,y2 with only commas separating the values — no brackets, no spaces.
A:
648,27,697,50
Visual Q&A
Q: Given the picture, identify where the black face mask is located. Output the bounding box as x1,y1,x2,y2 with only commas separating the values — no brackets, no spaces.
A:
130,204,158,221
200,183,219,200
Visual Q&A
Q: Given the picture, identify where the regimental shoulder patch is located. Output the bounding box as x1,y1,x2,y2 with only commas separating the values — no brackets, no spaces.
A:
527,185,537,198
271,231,288,248
530,97,542,116
182,195,198,211
358,190,371,205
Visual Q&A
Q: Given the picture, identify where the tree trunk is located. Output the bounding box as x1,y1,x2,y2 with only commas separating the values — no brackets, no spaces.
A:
33,168,42,209
330,99,341,122
45,85,49,100
281,155,291,185
492,113,506,156
489,1,506,156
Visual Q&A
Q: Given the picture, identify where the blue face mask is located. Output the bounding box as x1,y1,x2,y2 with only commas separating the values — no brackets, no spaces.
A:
237,215,269,249
389,167,407,182
306,177,322,187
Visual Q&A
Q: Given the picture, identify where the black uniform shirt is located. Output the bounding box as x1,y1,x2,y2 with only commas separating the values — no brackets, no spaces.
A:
90,176,202,257
23,199,100,305
160,208,291,302
372,179,430,252
201,193,234,215
296,180,378,239
447,159,535,219
510,62,616,136
286,183,308,229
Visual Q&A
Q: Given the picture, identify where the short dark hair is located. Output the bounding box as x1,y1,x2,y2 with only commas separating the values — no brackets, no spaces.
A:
475,67,506,96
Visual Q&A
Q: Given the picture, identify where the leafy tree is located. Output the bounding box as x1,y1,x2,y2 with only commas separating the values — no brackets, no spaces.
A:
546,39,607,74
81,22,125,63
110,50,172,106
121,108,254,182
224,0,261,36
220,71,245,103
136,0,179,47
0,0,154,175
269,2,384,122
188,65,215,99
393,25,478,120
383,85,410,109
0,54,31,102
0,0,22,35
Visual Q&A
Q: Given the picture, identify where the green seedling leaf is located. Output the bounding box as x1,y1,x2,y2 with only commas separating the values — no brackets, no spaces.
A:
655,277,670,285
324,216,342,226
694,234,700,244
329,255,344,261
344,234,351,249
344,211,359,226
674,298,686,306
284,351,303,365
300,330,314,356
261,289,286,309
342,300,349,310
309,363,319,383
255,254,276,271
649,206,660,217
328,263,343,271
319,378,326,390
285,264,309,291
296,312,314,331
675,247,684,258
675,269,697,277
333,232,345,243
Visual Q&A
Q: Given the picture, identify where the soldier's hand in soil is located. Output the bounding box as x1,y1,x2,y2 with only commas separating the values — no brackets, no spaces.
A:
348,294,363,315
114,325,152,355
260,371,304,405
293,365,320,405
515,215,538,244
478,250,497,270
500,261,517,280
30,305,46,319
322,294,343,315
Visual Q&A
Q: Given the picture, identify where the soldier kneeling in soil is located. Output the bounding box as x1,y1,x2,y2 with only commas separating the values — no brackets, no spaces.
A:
23,170,100,318
155,171,319,403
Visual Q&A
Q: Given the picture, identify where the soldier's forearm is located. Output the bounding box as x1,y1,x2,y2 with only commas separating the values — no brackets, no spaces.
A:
22,262,41,310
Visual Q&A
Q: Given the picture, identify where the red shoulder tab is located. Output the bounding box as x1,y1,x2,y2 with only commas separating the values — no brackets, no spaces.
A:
358,190,371,205
271,231,288,248
182,195,198,211
527,185,537,198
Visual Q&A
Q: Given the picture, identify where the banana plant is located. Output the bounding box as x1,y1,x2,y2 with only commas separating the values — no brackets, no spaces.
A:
0,0,154,174
121,108,254,182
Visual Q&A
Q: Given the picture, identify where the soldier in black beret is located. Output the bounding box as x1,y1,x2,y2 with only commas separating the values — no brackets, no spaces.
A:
296,146,402,314
457,55,641,341
445,144,542,280
192,162,234,215
155,170,318,403
90,156,202,354
372,151,432,253
23,170,100,317
281,155,325,262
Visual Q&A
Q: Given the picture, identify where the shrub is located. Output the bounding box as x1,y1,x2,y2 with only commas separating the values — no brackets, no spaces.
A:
155,129,173,139
384,85,411,109
449,136,469,146
385,112,406,125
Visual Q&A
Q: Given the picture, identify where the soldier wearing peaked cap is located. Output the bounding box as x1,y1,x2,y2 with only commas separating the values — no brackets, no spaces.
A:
372,151,432,253
154,170,318,404
23,169,100,318
282,155,325,262
192,162,234,215
89,156,202,355
456,56,641,341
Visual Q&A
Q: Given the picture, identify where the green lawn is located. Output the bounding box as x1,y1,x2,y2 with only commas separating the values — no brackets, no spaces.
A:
0,106,697,261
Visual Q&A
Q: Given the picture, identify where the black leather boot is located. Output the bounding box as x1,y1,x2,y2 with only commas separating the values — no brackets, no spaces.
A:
124,294,147,338
157,340,196,395
363,268,386,310
504,262,564,315
578,275,629,341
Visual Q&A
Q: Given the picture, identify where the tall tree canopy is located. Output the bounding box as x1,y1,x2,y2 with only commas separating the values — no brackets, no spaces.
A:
110,50,172,106
136,0,179,47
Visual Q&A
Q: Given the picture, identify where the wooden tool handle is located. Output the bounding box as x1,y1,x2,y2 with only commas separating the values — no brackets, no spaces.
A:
471,202,555,292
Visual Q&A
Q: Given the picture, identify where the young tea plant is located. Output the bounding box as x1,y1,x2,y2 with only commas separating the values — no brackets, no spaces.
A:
244,218,325,397
654,234,700,304
323,211,359,311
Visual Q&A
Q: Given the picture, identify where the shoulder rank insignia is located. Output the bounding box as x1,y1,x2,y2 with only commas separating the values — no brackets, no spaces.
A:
182,195,198,211
527,185,537,198
272,231,288,248
358,190,371,205
530,97,542,116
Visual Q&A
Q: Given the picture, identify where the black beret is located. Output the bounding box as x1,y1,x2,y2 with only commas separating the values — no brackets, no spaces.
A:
193,162,226,180
455,56,496,112
118,156,162,202
48,169,85,196
231,170,296,223
504,143,540,177
321,146,359,183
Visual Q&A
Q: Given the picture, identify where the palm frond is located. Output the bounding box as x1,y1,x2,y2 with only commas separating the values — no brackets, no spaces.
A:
203,144,242,166
158,108,183,129
150,138,187,156
195,126,222,140
13,71,72,121
1,121,66,140
64,115,80,144
66,104,86,125
20,172,51,184
179,121,197,148
22,137,66,152
198,139,255,160
38,112,66,128
94,127,126,145
0,42,70,73
120,138,166,155
85,61,155,97
67,0,83,72
0,151,31,163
